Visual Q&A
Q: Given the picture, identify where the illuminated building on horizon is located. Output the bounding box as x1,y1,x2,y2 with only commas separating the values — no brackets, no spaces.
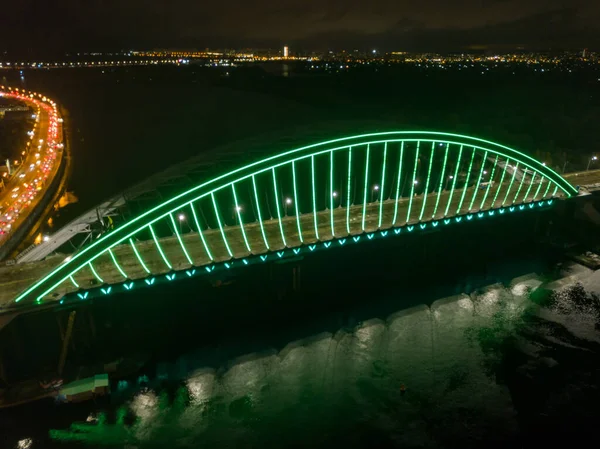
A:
283,46,289,58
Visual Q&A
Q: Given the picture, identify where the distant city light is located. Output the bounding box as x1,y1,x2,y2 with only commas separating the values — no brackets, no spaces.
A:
285,198,292,205
178,214,185,221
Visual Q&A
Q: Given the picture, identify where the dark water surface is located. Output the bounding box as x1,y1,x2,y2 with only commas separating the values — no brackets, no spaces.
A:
0,66,599,448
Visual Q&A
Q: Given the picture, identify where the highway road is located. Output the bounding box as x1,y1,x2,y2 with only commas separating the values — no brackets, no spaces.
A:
0,88,63,249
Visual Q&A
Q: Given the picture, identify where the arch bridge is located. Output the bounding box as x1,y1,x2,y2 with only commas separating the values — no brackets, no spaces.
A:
12,131,577,306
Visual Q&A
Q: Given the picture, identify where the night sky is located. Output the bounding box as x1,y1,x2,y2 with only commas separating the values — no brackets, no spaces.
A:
2,0,599,55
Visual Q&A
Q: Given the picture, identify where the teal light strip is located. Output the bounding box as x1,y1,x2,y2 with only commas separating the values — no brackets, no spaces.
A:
231,184,252,253
311,155,319,240
406,141,420,224
129,238,151,274
444,144,463,217
457,148,476,214
108,248,128,279
272,167,287,247
330,150,335,236
361,144,370,231
149,224,173,269
346,147,352,234
468,151,488,211
69,275,79,288
169,213,194,265
522,172,537,203
432,143,449,218
88,262,104,284
211,192,233,258
189,202,214,260
479,155,498,210
512,169,528,204
251,175,270,250
491,158,511,208
392,142,404,225
419,142,436,221
502,162,520,206
532,177,546,201
291,161,303,243
378,142,388,228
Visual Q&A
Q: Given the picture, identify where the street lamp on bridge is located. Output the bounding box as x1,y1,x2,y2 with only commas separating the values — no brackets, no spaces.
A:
371,184,380,202
285,198,292,215
587,155,598,171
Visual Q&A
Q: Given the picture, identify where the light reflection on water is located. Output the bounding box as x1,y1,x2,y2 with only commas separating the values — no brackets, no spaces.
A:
46,274,576,448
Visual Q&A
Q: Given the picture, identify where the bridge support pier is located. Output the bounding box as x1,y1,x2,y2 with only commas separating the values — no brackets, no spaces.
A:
0,348,7,387
292,265,301,291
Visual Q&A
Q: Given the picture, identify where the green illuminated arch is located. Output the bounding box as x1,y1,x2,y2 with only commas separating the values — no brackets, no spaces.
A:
14,131,577,304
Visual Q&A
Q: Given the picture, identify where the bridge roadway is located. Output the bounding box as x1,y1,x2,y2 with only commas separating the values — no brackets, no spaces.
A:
0,175,568,308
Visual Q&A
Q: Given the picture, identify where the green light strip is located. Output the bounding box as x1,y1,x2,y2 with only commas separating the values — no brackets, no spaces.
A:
149,224,173,269
419,142,436,221
311,155,319,240
457,148,476,214
378,142,388,228
129,238,151,274
491,158,511,208
330,150,335,236
511,169,528,204
291,161,303,243
69,275,79,288
361,144,370,231
272,167,287,247
169,213,194,265
17,131,576,304
392,142,404,225
522,172,537,203
406,141,420,224
189,202,214,260
210,192,233,258
444,144,463,217
88,262,104,284
468,151,488,211
479,155,498,210
502,162,520,206
432,143,449,218
231,184,252,253
551,186,558,197
532,177,546,201
542,179,553,199
251,176,270,250
346,147,352,234
108,248,128,279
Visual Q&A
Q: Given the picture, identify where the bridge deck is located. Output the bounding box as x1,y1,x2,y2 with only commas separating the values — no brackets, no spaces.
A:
0,177,563,308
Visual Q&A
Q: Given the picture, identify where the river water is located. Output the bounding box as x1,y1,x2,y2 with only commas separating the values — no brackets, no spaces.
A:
1,256,599,449
1,66,599,448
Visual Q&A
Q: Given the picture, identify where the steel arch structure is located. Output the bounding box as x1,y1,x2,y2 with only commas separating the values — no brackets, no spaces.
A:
14,131,577,305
